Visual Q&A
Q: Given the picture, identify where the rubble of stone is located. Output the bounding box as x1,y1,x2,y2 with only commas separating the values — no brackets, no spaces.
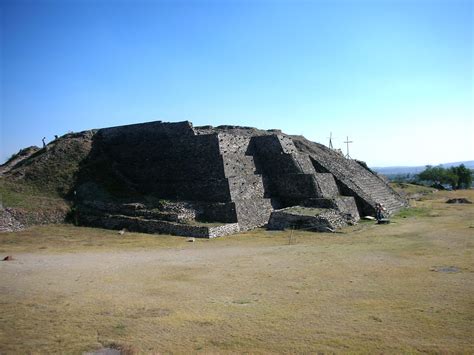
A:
1,120,407,237
0,206,69,233
0,208,25,233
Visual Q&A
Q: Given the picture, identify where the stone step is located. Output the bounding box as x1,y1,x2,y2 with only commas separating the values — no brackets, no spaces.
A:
267,207,350,232
77,212,240,238
302,197,360,222
301,146,407,215
233,197,274,231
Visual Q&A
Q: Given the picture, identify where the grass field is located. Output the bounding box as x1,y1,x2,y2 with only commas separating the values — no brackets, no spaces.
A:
0,188,473,353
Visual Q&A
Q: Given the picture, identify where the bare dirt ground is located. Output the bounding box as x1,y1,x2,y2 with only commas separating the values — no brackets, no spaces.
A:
0,189,473,353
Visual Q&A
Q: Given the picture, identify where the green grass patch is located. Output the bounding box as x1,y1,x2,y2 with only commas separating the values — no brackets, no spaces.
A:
393,207,432,219
0,179,67,210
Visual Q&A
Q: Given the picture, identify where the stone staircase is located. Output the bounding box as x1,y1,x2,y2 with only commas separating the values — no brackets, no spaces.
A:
353,170,406,213
217,133,273,230
293,136,407,216
332,159,407,215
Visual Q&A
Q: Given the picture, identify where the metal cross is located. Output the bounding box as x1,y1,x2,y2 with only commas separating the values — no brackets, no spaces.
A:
344,136,353,159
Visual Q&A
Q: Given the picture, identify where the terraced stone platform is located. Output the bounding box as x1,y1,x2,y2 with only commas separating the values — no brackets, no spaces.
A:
1,120,407,237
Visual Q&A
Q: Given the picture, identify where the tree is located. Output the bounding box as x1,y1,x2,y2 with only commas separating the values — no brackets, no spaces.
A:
417,166,446,185
450,164,473,189
444,169,459,190
417,164,473,189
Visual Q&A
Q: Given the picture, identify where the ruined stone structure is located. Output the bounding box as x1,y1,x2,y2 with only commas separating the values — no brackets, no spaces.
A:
267,207,350,232
71,120,406,237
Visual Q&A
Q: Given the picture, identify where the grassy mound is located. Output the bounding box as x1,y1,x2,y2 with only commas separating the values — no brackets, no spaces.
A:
2,133,95,196
0,132,95,227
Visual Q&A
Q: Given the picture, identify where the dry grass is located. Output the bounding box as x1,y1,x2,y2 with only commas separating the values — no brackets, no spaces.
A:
390,182,440,203
0,189,473,353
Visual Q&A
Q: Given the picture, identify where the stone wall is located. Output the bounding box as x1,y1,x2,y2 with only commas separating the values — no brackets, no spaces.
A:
233,198,273,230
0,208,25,232
208,223,242,238
272,174,319,202
251,135,304,175
313,174,339,198
227,175,265,200
88,124,228,200
222,154,257,177
302,197,360,223
193,202,237,223
217,133,252,155
0,206,69,232
78,212,240,238
267,207,349,232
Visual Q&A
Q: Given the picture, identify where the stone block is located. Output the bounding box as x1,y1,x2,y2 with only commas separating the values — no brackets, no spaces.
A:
267,207,348,232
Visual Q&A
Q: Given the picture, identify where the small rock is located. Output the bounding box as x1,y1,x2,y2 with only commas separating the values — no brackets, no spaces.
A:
446,198,472,204
84,348,121,355
187,237,195,242
118,229,126,235
430,266,460,273
3,255,13,261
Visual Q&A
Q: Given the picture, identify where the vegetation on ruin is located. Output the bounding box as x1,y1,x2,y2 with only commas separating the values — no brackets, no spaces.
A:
0,179,69,211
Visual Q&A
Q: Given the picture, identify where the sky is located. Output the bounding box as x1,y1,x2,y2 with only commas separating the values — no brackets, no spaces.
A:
1,0,472,167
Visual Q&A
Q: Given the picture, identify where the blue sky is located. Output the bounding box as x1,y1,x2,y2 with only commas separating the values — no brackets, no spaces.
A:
1,0,472,166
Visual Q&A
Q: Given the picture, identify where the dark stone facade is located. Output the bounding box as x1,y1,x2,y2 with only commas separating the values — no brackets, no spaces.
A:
70,120,406,237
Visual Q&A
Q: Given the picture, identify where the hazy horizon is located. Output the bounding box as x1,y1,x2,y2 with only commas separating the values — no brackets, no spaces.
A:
1,0,472,167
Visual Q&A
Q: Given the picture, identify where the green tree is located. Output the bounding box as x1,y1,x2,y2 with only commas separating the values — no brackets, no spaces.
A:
444,169,459,189
417,166,446,185
450,164,473,189
417,164,473,189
